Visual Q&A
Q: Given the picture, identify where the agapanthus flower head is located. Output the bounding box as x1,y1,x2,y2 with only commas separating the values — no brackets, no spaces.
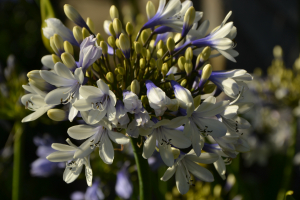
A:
21,1,254,196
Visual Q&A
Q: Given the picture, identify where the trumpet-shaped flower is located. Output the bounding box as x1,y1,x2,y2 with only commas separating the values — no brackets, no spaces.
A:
73,79,116,124
40,63,84,121
123,90,143,114
160,150,218,194
111,100,130,128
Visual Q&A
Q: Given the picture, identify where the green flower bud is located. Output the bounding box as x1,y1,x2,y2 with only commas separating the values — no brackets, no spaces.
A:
116,49,123,59
96,33,104,45
141,30,149,45
166,37,175,53
146,1,156,19
178,56,186,71
149,58,156,69
116,74,123,81
52,54,61,64
107,36,116,48
93,63,100,72
149,39,155,52
141,47,147,58
146,49,151,61
157,40,164,50
113,18,122,37
73,26,83,44
202,46,211,61
193,95,201,108
86,17,95,33
109,22,116,37
140,58,146,69
141,95,148,105
126,22,134,35
64,41,74,56
100,41,108,55
131,79,140,95
82,27,90,39
134,41,142,55
53,34,64,53
119,33,131,53
183,7,195,30
106,72,114,83
156,58,163,71
162,63,169,77
64,4,83,26
47,109,67,121
185,62,193,75
157,48,164,59
61,52,76,69
180,79,187,87
110,5,119,20
185,47,193,60
118,67,125,75
201,64,212,81
115,38,121,49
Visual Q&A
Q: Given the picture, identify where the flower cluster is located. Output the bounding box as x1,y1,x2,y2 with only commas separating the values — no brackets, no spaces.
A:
21,0,253,194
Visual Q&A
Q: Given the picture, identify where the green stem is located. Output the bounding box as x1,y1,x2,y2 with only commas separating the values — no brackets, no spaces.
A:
12,122,23,200
130,137,151,200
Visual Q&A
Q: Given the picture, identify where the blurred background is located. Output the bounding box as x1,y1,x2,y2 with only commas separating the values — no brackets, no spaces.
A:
0,0,299,199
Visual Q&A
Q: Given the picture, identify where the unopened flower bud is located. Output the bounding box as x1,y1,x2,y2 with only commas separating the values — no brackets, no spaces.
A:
73,26,83,44
64,4,88,30
273,45,283,59
157,40,165,50
100,41,108,55
202,46,211,61
141,95,148,105
162,63,169,77
193,95,201,108
47,109,67,121
180,79,187,87
53,34,64,53
182,7,195,36
61,52,76,69
109,23,116,38
116,49,123,59
107,36,116,49
156,58,163,71
185,62,193,75
149,58,156,69
82,27,90,39
201,64,212,81
140,58,146,69
126,22,134,35
167,37,175,53
134,42,142,55
113,18,122,38
146,1,156,19
116,74,123,81
96,33,104,45
178,56,186,71
118,67,125,75
146,49,151,61
64,41,73,56
115,38,120,49
119,33,131,59
50,37,58,54
131,80,140,95
93,63,100,72
141,47,147,58
171,147,180,159
157,48,164,59
52,54,61,64
174,33,183,47
149,39,155,52
86,17,95,33
141,30,149,45
185,47,193,60
106,72,114,83
110,5,119,20
27,70,43,82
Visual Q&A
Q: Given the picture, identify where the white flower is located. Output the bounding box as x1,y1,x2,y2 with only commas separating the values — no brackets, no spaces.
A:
141,118,191,167
122,90,143,114
21,83,55,122
73,79,116,124
111,100,130,128
67,118,129,164
40,63,84,122
46,139,93,186
160,150,218,194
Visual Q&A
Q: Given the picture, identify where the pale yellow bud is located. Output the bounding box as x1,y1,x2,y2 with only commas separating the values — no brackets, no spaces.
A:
183,7,195,30
61,52,76,69
157,48,164,59
53,34,64,52
106,72,114,83
118,67,125,75
180,79,187,87
273,45,283,59
64,4,82,25
73,26,83,44
166,37,175,53
156,58,163,71
47,109,67,121
82,27,90,39
146,1,156,19
157,40,165,50
141,30,149,46
27,70,43,82
109,23,116,37
149,39,155,52
131,80,140,95
116,74,123,81
134,42,142,55
193,95,201,108
174,33,183,47
86,17,95,33
49,37,58,54
64,41,73,56
115,38,120,49
140,58,146,69
52,54,61,64
116,49,123,59
113,18,122,37
178,56,186,71
171,147,180,159
96,33,104,45
202,46,211,61
141,95,148,105
185,62,193,75
167,99,179,111
110,5,119,20
100,41,108,55
162,63,169,76
126,22,134,35
141,47,147,58
201,64,212,80
107,36,116,49
185,47,193,60
146,49,151,61
149,58,156,69
119,33,131,53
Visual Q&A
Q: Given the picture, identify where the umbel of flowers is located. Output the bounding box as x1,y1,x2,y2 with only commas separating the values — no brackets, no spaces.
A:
21,0,253,195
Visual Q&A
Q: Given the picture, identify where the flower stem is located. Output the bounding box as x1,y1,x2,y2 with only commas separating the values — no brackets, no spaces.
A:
130,137,151,200
12,122,23,200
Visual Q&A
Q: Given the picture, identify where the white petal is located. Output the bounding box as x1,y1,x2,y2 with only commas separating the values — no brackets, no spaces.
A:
68,104,78,122
40,70,75,87
96,79,109,94
190,121,201,156
210,22,233,40
85,158,93,186
87,109,106,124
74,67,84,84
194,118,227,138
185,158,214,182
221,105,238,119
54,62,75,80
165,116,187,129
213,157,226,180
107,100,116,121
73,99,92,111
68,125,99,140
51,143,77,151
159,144,174,167
196,100,230,117
218,49,237,62
142,134,156,159
63,165,82,183
161,165,176,181
176,164,190,194
44,87,71,105
186,153,219,164
99,134,114,164
108,130,130,144
195,96,216,112
46,151,74,162
41,55,55,69
21,105,53,123
163,128,191,148
79,86,103,99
